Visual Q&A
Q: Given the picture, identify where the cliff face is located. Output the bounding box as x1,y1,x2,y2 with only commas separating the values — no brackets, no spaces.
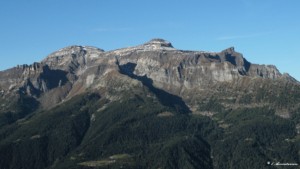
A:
0,39,297,110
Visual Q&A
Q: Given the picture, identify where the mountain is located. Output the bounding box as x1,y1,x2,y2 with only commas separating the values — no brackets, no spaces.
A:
0,39,299,169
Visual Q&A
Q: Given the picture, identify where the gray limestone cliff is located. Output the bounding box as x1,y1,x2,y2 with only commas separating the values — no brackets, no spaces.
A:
0,39,298,110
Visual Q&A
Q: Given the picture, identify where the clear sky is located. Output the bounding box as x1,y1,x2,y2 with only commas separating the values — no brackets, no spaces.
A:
0,0,299,81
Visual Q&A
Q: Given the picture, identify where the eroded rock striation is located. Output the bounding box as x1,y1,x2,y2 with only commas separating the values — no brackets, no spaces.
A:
0,39,297,110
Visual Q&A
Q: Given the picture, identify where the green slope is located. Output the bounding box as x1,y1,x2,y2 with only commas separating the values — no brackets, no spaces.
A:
0,86,299,169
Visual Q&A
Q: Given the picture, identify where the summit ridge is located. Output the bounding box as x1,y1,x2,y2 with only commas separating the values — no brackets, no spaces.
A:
0,38,297,109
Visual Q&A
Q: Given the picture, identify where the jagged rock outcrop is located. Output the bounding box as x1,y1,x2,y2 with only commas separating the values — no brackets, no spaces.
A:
42,45,105,73
0,39,298,110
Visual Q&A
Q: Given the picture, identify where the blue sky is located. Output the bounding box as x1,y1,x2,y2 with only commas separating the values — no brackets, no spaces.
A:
0,0,299,81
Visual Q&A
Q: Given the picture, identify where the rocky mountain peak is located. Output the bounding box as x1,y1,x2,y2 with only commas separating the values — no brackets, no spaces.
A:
221,47,235,54
0,39,298,110
46,45,104,58
108,39,175,55
141,38,174,50
1,39,300,169
41,45,105,71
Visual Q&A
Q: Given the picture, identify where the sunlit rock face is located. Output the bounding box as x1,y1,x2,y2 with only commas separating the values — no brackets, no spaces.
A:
0,39,296,109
